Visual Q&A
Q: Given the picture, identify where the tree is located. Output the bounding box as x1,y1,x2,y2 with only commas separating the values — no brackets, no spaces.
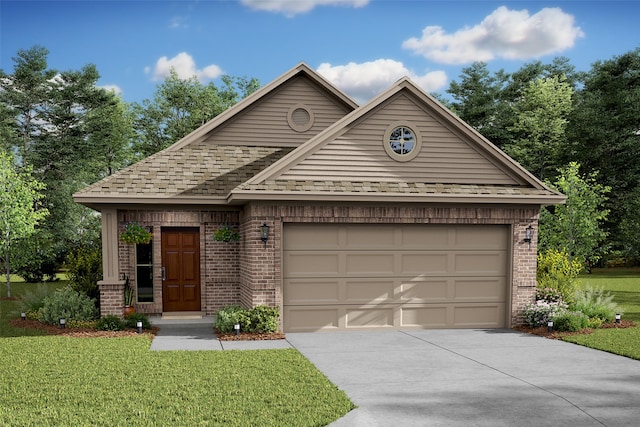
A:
539,162,610,268
504,76,573,180
131,71,260,158
0,151,48,297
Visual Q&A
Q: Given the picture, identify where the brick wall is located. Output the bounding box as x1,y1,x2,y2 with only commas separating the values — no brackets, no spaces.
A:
240,202,540,327
106,204,540,326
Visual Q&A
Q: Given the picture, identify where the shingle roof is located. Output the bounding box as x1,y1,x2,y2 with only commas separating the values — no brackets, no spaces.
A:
75,143,293,199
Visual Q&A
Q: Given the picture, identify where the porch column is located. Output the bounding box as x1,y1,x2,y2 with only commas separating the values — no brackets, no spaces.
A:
97,208,125,316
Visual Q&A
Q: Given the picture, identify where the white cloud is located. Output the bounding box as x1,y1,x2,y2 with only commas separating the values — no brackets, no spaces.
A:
402,6,584,64
169,16,188,29
146,52,223,82
317,59,447,103
240,0,368,16
100,85,122,96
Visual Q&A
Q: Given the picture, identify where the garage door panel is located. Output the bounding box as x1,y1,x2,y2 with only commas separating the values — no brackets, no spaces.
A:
283,224,340,250
455,278,507,301
284,307,340,332
401,306,448,328
454,252,507,274
453,304,506,328
399,226,450,248
284,279,340,304
346,226,395,248
284,252,339,276
401,279,449,300
454,226,508,249
345,253,395,275
345,279,396,303
401,253,449,274
347,307,394,328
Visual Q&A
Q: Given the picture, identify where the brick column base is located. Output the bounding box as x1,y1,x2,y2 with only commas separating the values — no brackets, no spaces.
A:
98,280,126,317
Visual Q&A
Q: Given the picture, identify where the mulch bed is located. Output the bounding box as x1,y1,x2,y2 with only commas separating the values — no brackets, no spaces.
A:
513,319,636,339
10,319,286,340
9,319,158,338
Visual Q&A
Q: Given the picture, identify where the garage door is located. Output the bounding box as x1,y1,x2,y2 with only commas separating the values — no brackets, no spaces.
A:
283,224,509,332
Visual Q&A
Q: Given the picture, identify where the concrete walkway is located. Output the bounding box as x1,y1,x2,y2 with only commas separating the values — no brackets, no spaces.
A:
149,322,640,426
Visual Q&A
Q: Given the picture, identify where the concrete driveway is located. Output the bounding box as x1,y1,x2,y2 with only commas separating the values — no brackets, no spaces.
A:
286,329,640,426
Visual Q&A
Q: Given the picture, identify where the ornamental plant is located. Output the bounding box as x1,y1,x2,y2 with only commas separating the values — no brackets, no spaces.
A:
213,224,240,243
522,299,568,327
537,249,583,303
120,222,152,244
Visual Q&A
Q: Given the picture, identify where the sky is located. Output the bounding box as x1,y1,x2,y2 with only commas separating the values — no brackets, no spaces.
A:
1,0,639,105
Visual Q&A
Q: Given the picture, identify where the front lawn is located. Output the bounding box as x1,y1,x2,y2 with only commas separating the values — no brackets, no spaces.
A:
0,281,354,426
560,268,640,360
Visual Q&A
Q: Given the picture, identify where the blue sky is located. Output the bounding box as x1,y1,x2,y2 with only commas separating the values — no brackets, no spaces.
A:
1,0,639,104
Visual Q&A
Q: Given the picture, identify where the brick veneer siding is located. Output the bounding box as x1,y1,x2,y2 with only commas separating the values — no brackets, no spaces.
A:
98,281,125,316
107,203,539,327
112,210,241,316
240,202,540,327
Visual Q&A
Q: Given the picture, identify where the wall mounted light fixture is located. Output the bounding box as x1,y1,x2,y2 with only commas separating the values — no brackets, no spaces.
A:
524,224,533,247
260,223,270,248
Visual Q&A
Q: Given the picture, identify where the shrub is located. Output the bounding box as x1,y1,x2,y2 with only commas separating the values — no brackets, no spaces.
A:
215,305,280,333
96,315,125,331
38,286,98,325
523,300,568,327
571,286,621,323
215,305,249,333
537,249,583,303
535,287,563,303
552,311,589,332
124,313,151,330
67,319,97,329
247,305,279,333
65,246,102,301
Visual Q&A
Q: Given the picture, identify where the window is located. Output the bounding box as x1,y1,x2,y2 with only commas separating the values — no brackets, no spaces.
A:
383,122,422,162
136,241,153,303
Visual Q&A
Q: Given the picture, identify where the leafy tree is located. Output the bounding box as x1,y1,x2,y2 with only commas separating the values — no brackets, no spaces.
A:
504,76,573,180
447,62,511,148
131,71,260,157
539,162,610,268
567,49,640,250
0,151,48,297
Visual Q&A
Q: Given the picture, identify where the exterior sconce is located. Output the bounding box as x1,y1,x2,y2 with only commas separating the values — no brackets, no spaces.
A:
524,224,533,247
260,223,270,248
59,318,66,329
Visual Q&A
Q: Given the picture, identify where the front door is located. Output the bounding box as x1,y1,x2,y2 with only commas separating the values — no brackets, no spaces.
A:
162,228,201,312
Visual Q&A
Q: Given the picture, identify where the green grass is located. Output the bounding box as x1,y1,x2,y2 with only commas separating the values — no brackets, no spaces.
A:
0,281,354,426
561,268,640,360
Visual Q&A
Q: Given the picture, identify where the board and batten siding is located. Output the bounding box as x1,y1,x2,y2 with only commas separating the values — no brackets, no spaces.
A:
203,75,353,148
278,93,520,185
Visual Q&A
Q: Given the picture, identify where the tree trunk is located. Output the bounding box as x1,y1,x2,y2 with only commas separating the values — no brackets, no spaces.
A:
5,247,10,299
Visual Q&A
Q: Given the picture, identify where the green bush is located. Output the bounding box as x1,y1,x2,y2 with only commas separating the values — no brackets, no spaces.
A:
247,306,279,333
537,249,583,303
96,315,125,331
215,305,249,333
124,313,151,330
67,319,97,329
523,300,568,327
38,286,98,325
215,305,279,333
571,286,621,323
65,246,102,301
552,311,589,332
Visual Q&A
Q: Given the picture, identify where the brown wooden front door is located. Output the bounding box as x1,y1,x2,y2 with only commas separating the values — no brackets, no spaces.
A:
162,228,201,312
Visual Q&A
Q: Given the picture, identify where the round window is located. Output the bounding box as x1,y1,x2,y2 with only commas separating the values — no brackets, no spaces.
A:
287,104,314,132
383,122,422,162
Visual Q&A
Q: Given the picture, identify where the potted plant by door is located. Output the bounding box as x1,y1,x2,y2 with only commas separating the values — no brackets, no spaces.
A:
123,277,135,317
120,221,152,244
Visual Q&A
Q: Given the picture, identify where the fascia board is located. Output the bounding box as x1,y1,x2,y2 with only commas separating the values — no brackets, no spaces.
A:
227,190,566,205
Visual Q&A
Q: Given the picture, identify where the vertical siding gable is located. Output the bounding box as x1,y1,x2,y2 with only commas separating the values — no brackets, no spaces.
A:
202,75,353,147
278,92,521,185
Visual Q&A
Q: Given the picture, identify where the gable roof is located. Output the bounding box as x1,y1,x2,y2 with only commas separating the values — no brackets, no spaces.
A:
74,63,357,209
229,77,565,205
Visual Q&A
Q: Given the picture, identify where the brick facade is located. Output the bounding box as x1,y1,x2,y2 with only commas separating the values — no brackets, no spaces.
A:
105,203,539,326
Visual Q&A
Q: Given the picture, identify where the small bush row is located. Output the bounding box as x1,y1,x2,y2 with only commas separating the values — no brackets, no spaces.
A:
215,305,279,334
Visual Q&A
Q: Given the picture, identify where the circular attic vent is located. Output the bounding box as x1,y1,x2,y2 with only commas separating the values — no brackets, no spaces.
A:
287,104,314,132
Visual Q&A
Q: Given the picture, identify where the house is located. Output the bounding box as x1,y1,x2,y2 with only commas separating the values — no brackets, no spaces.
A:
73,63,565,332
